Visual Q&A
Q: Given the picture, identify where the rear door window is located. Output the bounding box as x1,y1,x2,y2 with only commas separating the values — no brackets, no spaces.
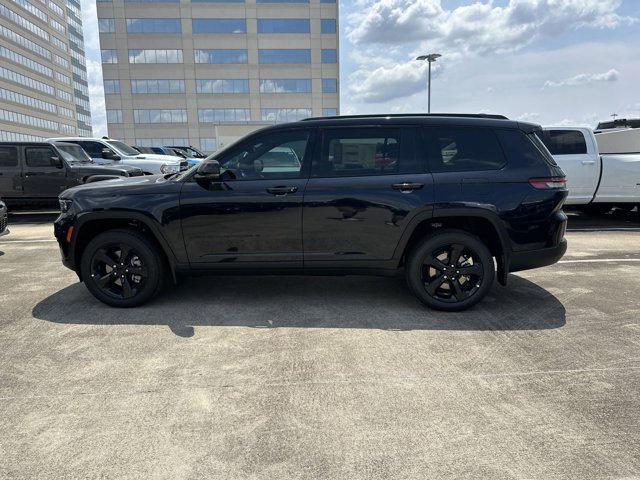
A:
25,146,57,167
425,127,506,172
0,147,18,167
313,128,401,177
541,130,587,155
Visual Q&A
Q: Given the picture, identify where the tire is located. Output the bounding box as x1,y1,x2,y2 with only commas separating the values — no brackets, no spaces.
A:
405,229,495,312
80,229,165,307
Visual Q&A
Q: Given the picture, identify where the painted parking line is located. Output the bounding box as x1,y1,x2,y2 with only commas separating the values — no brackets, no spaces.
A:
0,239,57,244
559,258,640,264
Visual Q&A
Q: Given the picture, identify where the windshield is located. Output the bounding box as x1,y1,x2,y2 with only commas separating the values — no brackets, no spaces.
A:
56,144,92,163
182,147,206,158
107,140,140,156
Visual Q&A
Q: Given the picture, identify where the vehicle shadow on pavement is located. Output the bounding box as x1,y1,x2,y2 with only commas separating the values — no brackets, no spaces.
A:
32,274,565,336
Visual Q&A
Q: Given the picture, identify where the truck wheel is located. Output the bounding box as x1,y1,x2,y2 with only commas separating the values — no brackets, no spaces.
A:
80,229,165,307
406,230,495,312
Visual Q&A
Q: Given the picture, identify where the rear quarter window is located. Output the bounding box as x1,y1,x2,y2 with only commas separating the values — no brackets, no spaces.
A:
542,130,587,155
0,146,18,167
425,127,505,172
496,129,554,168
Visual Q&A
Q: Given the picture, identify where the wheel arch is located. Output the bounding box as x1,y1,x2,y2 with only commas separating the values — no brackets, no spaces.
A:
395,209,510,285
71,211,178,283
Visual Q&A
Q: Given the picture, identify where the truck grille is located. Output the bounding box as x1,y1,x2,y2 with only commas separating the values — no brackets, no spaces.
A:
0,206,7,235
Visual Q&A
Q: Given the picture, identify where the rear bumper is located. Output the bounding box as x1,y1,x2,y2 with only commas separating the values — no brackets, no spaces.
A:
509,238,567,272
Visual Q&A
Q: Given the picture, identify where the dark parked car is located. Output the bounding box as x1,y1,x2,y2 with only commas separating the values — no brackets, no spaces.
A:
54,114,568,310
0,142,144,207
0,198,7,237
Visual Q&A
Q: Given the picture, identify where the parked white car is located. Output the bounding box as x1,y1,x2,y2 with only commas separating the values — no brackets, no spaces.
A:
47,137,187,175
542,127,640,210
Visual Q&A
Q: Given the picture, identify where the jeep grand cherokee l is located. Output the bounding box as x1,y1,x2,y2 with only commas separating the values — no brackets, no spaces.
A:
54,114,568,311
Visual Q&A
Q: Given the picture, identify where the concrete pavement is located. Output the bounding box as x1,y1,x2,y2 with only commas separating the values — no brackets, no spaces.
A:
1,212,639,479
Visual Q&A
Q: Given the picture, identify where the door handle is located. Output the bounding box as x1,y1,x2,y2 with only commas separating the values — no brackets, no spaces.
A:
266,186,298,195
582,160,596,165
391,182,425,192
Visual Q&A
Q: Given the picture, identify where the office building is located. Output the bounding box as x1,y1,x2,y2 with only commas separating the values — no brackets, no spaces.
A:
97,0,339,152
0,0,92,142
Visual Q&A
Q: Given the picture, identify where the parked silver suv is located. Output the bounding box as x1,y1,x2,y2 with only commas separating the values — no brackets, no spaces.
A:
47,137,187,175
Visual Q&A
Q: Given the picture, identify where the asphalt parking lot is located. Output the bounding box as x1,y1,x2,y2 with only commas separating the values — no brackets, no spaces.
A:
1,209,640,479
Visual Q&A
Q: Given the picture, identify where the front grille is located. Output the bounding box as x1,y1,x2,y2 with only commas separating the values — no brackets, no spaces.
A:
0,207,7,234
179,161,189,171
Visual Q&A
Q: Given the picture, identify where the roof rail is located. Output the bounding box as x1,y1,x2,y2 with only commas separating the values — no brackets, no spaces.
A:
301,113,509,121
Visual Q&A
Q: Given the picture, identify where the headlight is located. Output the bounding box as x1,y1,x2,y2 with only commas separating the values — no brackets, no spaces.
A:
160,164,180,174
59,198,73,213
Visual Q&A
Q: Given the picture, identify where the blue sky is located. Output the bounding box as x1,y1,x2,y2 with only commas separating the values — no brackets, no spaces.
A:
81,0,640,136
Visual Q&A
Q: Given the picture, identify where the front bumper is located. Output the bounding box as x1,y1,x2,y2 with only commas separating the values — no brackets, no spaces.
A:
54,214,76,271
509,238,568,272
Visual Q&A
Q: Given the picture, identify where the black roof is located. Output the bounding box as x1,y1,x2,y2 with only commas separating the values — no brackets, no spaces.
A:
256,113,538,133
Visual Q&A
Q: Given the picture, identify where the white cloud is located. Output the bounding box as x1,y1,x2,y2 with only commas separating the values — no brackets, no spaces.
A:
543,69,620,88
517,112,540,122
348,0,630,56
349,60,439,103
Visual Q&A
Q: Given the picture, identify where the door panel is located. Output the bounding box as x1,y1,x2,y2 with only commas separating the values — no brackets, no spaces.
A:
180,128,313,268
303,126,434,266
0,146,22,197
22,146,68,197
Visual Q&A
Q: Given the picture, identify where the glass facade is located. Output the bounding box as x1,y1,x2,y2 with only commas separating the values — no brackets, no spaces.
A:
198,109,251,123
131,79,186,94
133,109,188,123
196,79,249,94
195,49,248,63
126,18,181,33
258,49,311,64
261,108,312,123
192,19,246,33
257,19,310,34
128,49,183,64
260,79,312,93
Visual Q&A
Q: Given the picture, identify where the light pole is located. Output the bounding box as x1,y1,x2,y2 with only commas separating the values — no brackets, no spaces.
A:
416,53,441,113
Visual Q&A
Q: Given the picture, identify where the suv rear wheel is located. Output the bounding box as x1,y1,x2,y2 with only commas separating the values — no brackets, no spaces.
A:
406,230,495,311
80,229,165,307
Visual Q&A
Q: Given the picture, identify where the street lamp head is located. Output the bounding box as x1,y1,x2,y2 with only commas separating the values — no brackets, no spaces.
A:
416,53,442,62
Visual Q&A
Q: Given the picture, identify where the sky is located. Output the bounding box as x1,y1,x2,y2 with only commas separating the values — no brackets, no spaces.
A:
80,0,640,137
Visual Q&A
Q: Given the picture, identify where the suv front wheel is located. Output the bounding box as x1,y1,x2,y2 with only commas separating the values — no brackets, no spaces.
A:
406,230,495,311
80,229,165,307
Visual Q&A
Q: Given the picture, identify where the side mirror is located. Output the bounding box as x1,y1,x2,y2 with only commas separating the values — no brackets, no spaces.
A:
50,156,63,168
101,148,120,161
194,160,221,182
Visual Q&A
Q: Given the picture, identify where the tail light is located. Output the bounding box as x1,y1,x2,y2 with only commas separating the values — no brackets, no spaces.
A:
529,177,567,189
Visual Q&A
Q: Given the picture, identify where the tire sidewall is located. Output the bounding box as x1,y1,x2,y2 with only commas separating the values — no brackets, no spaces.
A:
406,230,495,311
80,230,163,308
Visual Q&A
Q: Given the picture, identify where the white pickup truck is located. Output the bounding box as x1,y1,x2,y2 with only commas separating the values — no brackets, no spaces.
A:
542,127,640,211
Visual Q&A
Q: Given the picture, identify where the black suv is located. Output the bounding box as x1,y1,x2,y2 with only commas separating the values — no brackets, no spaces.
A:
54,114,568,311
0,142,143,207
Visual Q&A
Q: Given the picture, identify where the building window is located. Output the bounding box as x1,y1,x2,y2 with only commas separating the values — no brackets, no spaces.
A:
196,79,249,94
0,87,57,113
194,49,247,64
257,19,310,34
322,78,337,93
126,18,181,33
320,0,335,3
323,108,337,116
192,0,243,3
135,138,189,147
128,49,183,64
321,48,337,63
258,49,311,64
131,79,185,94
0,108,59,131
101,49,118,64
133,109,188,123
55,72,71,85
0,46,53,77
257,0,308,3
192,19,246,33
106,109,123,123
103,79,120,94
321,19,336,34
260,79,312,93
98,19,115,33
0,4,49,41
0,24,51,60
0,66,54,96
200,138,217,153
198,109,250,123
261,108,312,123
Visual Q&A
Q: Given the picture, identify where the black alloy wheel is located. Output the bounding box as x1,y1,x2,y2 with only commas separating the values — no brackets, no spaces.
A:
90,243,148,300
406,230,495,311
81,229,165,307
